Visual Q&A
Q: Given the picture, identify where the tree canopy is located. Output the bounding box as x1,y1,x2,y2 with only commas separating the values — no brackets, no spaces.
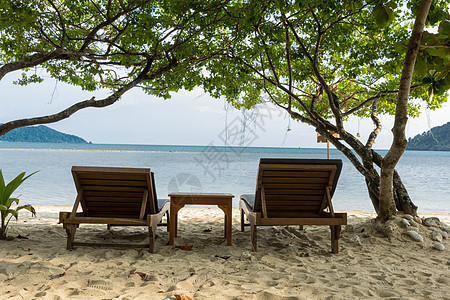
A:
0,0,237,135
201,0,449,216
203,0,448,118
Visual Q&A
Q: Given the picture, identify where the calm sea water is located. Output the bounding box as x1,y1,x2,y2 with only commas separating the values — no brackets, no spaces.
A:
0,142,448,213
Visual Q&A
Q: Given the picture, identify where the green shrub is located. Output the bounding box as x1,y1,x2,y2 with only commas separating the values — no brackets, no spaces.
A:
0,170,37,240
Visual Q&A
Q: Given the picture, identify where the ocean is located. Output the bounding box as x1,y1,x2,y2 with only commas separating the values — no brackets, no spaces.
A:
0,142,448,213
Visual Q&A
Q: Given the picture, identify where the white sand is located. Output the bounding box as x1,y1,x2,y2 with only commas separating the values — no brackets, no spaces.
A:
1,206,449,300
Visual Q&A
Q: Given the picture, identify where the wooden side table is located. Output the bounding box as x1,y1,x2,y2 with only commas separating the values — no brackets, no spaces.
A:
168,193,234,246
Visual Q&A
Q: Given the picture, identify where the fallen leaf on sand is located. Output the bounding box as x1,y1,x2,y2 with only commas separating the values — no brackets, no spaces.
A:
174,294,193,300
215,255,231,260
175,245,193,251
158,291,165,293
59,272,66,277
203,228,212,232
299,253,310,257
17,234,29,239
130,269,149,281
23,287,31,292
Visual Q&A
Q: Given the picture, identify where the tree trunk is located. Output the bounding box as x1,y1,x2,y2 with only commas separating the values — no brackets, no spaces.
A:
326,132,417,216
365,177,380,214
378,0,431,221
393,171,418,215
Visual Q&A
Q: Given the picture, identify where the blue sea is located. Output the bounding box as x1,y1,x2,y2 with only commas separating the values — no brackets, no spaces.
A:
0,142,448,213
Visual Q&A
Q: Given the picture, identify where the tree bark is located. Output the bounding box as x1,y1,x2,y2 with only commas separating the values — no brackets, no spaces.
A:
378,0,432,221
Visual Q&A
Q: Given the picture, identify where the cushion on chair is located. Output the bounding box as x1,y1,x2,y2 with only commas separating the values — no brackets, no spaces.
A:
157,198,169,212
240,194,255,210
150,172,159,213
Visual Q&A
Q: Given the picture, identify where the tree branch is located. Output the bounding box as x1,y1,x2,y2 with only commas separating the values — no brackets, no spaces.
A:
0,59,154,136
365,99,381,148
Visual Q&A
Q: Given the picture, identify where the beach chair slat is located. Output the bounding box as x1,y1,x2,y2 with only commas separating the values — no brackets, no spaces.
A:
77,173,147,181
264,189,325,195
263,183,326,189
265,195,323,201
265,200,323,206
80,185,147,192
262,177,330,184
83,191,144,198
78,179,148,187
262,171,331,177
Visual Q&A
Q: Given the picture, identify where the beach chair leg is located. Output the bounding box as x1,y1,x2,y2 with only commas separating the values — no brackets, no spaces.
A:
240,209,245,232
330,225,341,254
298,225,304,231
250,224,257,252
149,226,156,253
166,212,170,232
224,212,227,238
107,224,112,230
65,225,77,250
174,213,178,238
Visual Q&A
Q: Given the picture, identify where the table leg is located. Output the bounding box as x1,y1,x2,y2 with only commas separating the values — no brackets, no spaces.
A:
174,212,178,237
169,204,183,246
224,214,227,238
226,204,232,246
218,203,232,246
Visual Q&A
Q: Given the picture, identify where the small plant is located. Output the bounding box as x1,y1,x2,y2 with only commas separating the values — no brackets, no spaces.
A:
0,170,38,240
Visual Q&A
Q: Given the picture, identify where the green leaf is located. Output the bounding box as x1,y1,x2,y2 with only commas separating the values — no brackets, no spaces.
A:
0,204,7,211
438,20,450,35
445,73,450,88
421,32,441,45
374,5,390,28
393,42,406,53
5,198,19,208
414,56,428,75
437,47,449,58
2,172,26,203
425,47,440,57
4,209,18,220
16,205,36,217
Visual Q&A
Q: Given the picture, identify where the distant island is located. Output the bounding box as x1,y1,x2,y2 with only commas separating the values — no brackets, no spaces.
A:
406,121,450,151
0,125,88,144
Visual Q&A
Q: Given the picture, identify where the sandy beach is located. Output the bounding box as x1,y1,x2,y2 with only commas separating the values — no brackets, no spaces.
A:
1,206,449,300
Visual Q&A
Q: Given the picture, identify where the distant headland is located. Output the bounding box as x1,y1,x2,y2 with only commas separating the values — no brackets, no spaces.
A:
407,121,450,151
0,125,88,144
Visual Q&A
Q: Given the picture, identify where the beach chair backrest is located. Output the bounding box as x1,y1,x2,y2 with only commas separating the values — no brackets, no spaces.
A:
71,166,157,219
253,159,342,218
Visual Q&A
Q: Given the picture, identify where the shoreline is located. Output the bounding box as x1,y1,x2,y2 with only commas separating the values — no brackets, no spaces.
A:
26,205,450,219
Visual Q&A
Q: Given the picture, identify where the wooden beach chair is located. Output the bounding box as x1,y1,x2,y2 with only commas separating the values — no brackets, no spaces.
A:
59,166,169,253
240,158,347,253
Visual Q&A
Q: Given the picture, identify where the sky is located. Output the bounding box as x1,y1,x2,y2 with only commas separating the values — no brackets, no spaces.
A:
1,71,449,149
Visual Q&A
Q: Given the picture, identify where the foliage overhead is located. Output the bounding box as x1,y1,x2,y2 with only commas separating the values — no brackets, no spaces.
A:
202,0,449,120
0,0,240,136
0,0,236,97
